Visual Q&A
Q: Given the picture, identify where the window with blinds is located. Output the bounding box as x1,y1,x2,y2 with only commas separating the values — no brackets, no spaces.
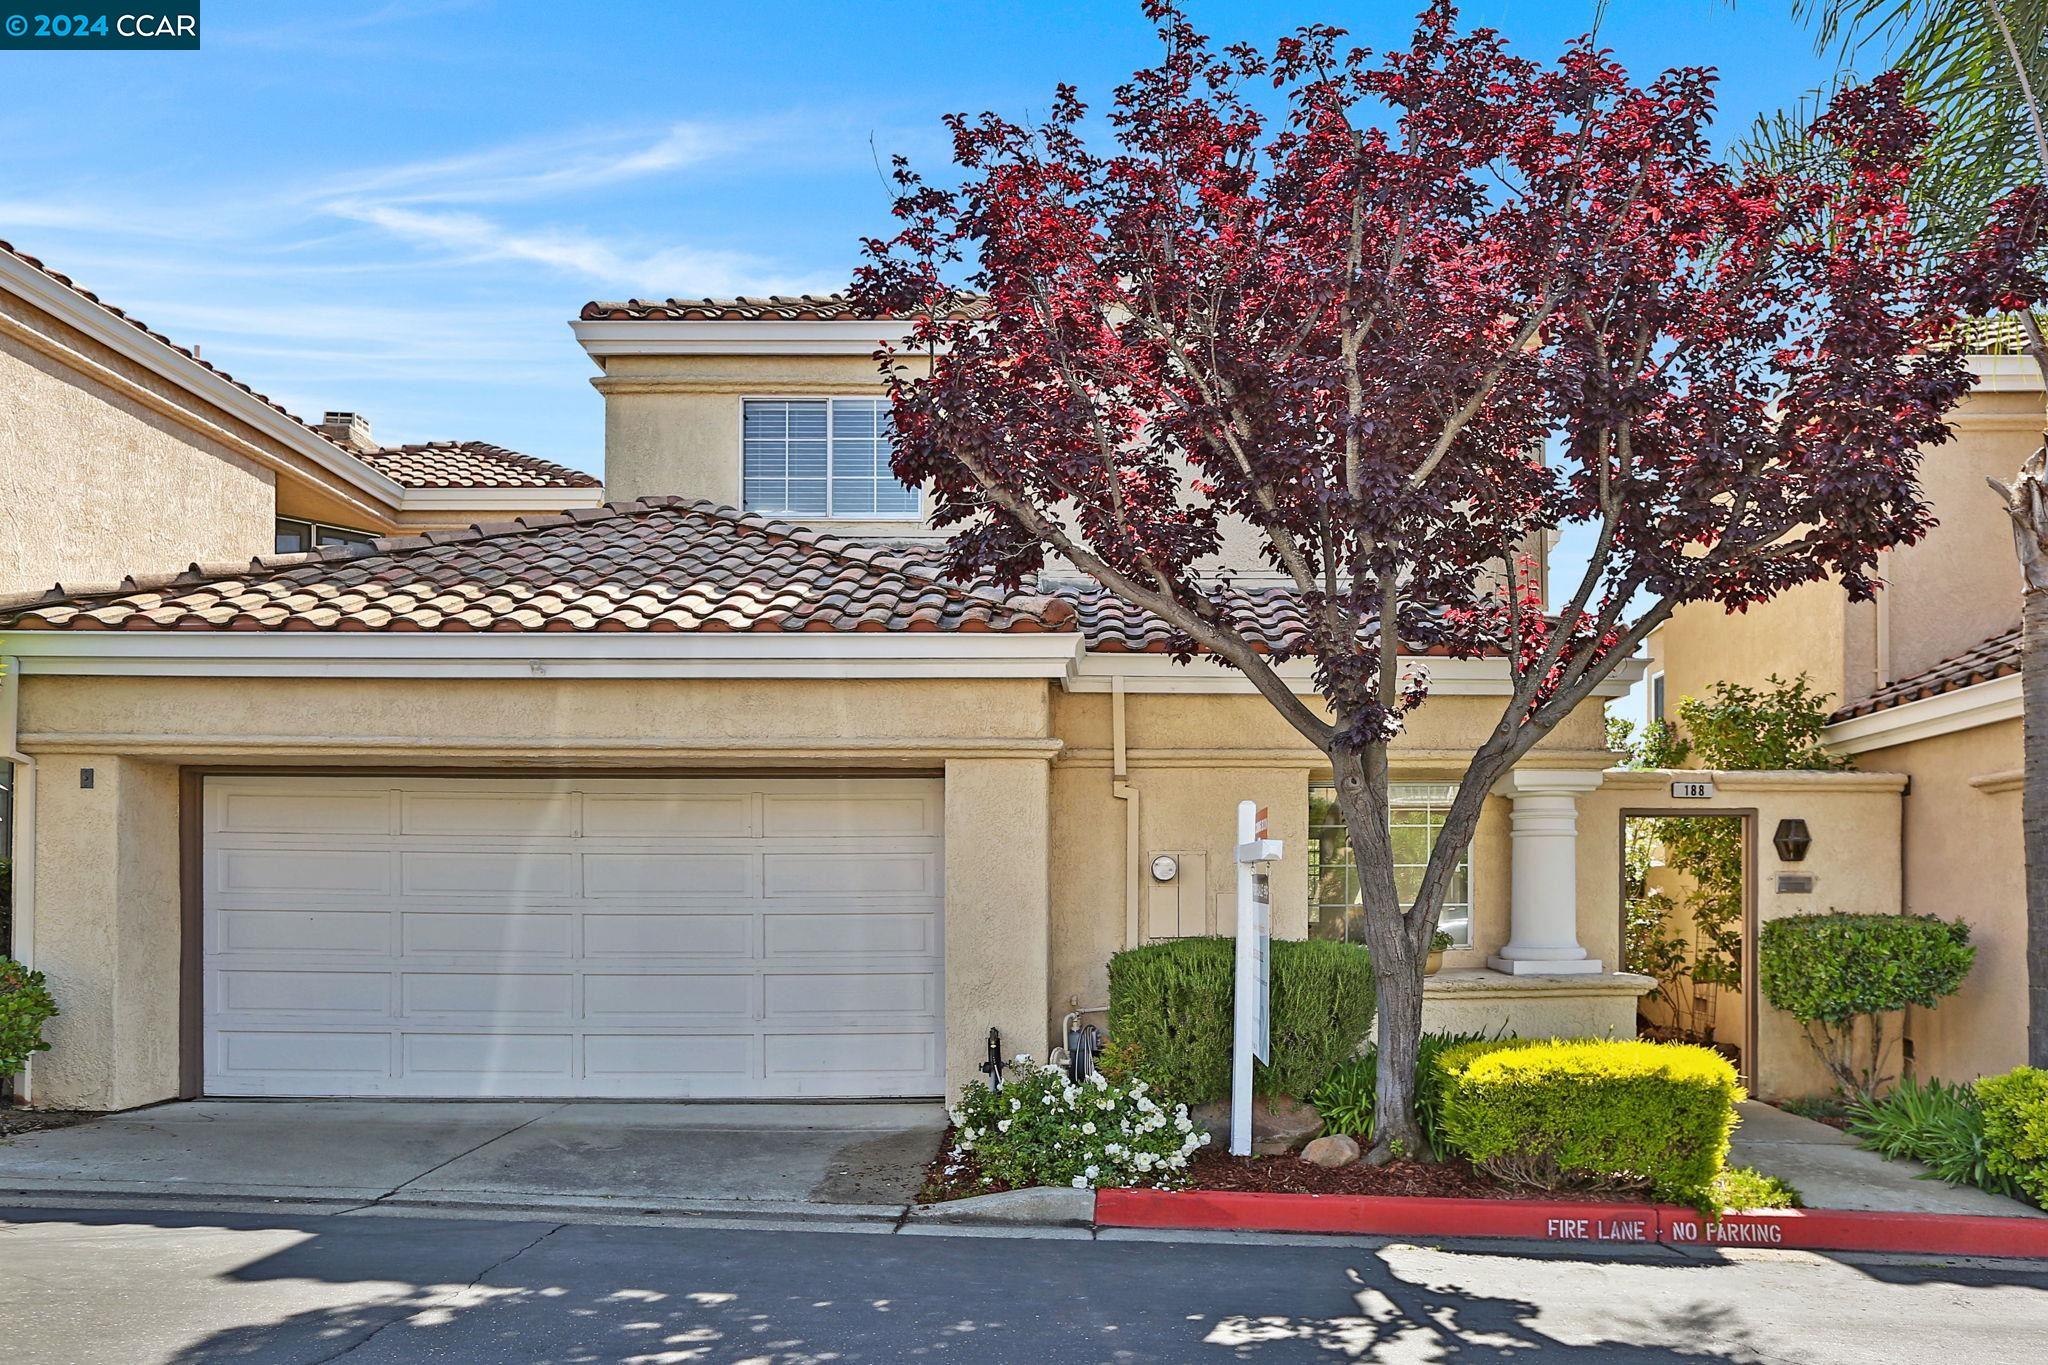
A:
742,398,919,519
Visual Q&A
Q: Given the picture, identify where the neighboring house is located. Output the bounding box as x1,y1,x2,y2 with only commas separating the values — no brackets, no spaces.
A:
0,240,605,600
1648,348,2041,1084
2,291,1675,1113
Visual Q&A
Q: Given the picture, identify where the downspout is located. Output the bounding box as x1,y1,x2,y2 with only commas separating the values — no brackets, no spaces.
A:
1,656,38,1104
1112,674,1141,948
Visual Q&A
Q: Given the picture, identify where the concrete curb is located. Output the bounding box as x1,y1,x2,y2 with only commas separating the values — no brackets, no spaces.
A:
1095,1188,2048,1259
902,1186,1095,1228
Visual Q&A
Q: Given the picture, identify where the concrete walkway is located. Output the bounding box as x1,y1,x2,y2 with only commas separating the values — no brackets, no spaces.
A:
1730,1100,2046,1217
0,1099,946,1215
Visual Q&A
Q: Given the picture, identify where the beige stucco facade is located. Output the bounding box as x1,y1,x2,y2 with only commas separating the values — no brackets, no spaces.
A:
8,659,1657,1110
0,261,603,600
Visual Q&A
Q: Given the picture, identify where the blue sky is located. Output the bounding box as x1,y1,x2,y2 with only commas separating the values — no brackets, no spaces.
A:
1,0,1843,486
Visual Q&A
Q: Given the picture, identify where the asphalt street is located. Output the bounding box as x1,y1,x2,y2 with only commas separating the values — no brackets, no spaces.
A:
1,1203,2045,1363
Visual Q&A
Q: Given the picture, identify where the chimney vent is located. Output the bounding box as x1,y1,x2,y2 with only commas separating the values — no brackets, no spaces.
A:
319,411,376,452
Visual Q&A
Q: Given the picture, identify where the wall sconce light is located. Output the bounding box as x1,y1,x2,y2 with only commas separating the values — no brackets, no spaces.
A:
1773,818,1812,863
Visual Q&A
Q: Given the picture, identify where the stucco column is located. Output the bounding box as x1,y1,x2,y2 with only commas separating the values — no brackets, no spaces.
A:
943,756,1052,1101
1487,768,1606,977
23,752,183,1110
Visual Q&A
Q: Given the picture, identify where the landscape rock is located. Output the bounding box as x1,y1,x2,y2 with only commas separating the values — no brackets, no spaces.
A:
1298,1134,1360,1168
1190,1096,1326,1155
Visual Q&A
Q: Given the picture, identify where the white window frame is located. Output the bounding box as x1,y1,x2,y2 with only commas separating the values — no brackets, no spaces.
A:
1308,780,1475,949
1648,669,1667,723
740,395,923,522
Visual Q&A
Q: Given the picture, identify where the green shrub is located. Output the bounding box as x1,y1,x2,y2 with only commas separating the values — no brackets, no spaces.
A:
0,956,57,1075
1976,1066,2048,1210
947,1061,1207,1190
1847,1075,2020,1199
1311,1029,1524,1155
1714,1164,1801,1210
1756,913,1974,1098
1436,1038,1742,1210
1107,936,1374,1104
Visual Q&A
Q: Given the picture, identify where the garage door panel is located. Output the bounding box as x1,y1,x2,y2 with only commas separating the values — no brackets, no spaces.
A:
400,791,580,838
583,794,755,838
218,970,391,1015
204,776,944,1099
402,911,575,958
764,1031,937,1079
219,1030,392,1076
581,912,752,958
401,851,576,897
219,848,392,897
581,852,753,898
401,972,575,1020
764,911,936,958
403,1032,573,1079
583,973,753,1020
216,909,392,956
763,852,937,898
764,792,936,838
584,1034,754,1083
219,789,392,836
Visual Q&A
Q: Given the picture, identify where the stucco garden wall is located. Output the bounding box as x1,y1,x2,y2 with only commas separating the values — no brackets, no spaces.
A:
1860,718,2027,1083
1581,770,1908,1101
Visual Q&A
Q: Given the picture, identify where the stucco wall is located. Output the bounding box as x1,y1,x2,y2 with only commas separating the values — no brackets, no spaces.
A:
1581,770,1907,1101
1655,580,1849,726
1861,718,2027,1082
0,318,277,598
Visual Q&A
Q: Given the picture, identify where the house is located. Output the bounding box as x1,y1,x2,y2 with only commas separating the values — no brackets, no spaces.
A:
1,288,1682,1113
1647,340,2041,1085
0,239,605,600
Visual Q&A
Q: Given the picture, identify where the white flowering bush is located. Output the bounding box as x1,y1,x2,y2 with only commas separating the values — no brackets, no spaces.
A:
946,1056,1209,1191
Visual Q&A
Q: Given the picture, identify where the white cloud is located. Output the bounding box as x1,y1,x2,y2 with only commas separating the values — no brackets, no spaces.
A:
305,122,745,208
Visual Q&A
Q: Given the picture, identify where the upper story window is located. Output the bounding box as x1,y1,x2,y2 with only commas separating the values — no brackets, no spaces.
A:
275,518,378,555
742,398,919,520
1308,781,1473,948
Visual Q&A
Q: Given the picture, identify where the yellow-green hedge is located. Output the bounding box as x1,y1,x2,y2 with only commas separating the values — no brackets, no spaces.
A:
1437,1038,1743,1208
1976,1066,2048,1209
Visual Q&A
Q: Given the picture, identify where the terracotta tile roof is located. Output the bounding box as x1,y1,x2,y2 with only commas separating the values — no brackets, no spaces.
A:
1055,584,1476,656
355,441,601,491
579,294,988,322
0,498,1076,635
1833,626,2022,719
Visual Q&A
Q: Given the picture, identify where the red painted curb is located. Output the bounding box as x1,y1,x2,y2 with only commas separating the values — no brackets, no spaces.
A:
1096,1188,2048,1258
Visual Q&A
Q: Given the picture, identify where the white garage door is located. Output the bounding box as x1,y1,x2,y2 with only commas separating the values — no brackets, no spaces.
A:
202,775,945,1098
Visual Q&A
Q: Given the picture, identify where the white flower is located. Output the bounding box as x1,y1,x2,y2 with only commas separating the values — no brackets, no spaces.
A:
1010,1098,1022,1112
1084,1164,1100,1179
1072,1176,1088,1189
1081,1121,1096,1136
998,1119,1012,1133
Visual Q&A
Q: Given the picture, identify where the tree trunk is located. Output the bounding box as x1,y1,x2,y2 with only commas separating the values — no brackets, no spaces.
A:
1993,446,2048,1069
2027,583,2048,1067
1329,746,1428,1161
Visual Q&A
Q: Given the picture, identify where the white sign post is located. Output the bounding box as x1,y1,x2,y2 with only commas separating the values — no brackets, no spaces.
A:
1231,800,1282,1157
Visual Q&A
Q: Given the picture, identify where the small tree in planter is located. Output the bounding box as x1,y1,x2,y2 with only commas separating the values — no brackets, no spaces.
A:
1758,911,1975,1098
855,1,2041,1156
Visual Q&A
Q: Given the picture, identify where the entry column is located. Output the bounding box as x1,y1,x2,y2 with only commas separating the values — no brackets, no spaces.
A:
1488,768,1605,976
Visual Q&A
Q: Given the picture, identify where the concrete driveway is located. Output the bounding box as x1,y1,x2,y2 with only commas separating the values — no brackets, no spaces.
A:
0,1100,945,1214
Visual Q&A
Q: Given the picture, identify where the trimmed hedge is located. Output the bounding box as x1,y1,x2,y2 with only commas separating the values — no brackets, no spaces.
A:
1756,912,1974,1024
1436,1037,1742,1209
0,956,57,1076
1977,1066,2048,1210
1106,936,1374,1103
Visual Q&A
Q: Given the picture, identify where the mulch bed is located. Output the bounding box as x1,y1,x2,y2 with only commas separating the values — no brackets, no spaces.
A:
918,1126,1623,1205
0,1104,93,1140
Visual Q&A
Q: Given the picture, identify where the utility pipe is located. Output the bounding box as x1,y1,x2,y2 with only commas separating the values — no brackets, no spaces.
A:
1111,674,1141,947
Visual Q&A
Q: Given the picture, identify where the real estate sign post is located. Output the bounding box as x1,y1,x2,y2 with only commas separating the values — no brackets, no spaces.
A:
1231,800,1282,1156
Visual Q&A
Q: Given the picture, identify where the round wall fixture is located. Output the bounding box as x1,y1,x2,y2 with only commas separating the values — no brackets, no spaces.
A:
1150,854,1180,883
